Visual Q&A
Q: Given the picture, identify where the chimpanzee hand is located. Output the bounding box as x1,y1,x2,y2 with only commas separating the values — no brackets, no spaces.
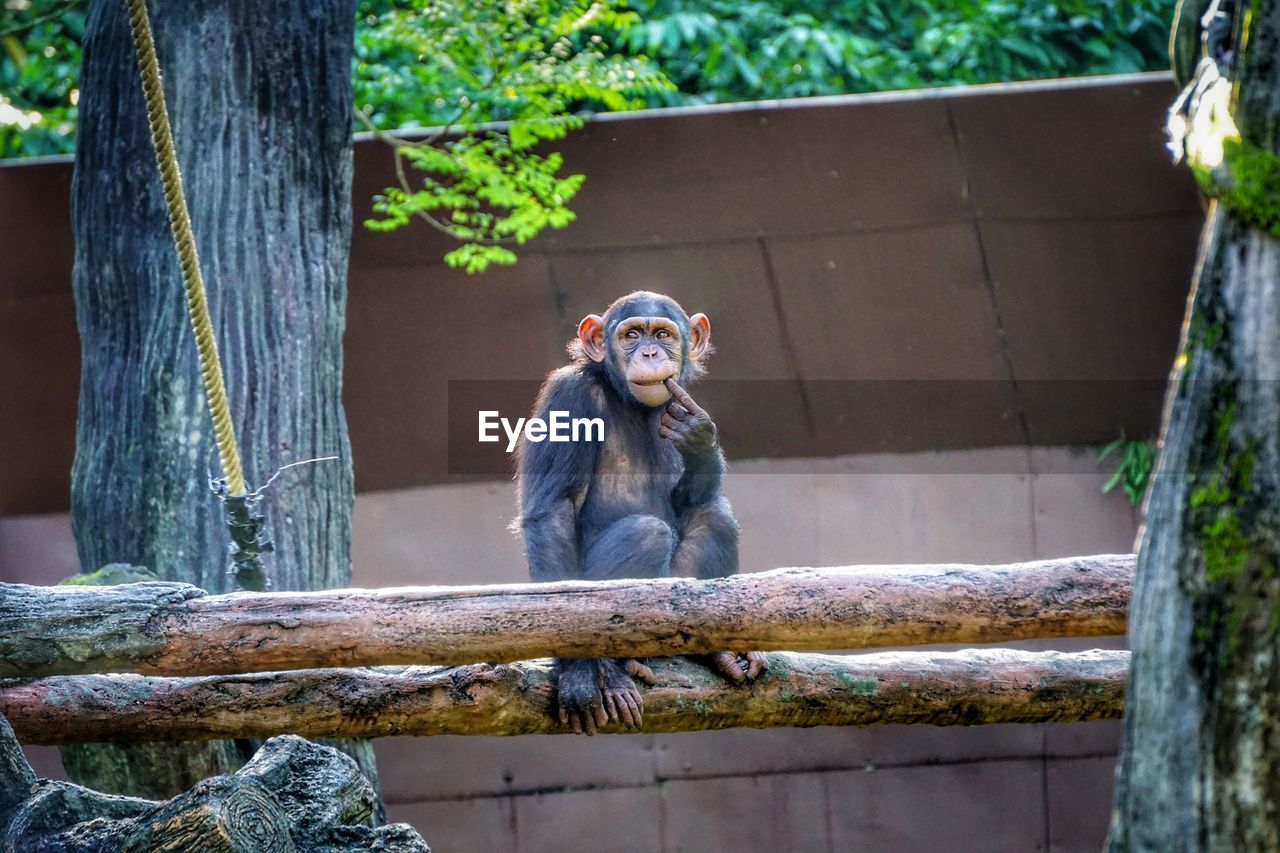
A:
660,378,718,460
709,651,769,683
555,658,607,735
598,658,657,730
556,658,656,735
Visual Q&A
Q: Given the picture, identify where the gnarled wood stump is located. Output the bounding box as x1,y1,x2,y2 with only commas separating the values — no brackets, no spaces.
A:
0,716,425,852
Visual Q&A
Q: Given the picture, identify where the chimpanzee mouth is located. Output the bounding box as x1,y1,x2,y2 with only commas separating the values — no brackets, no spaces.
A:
630,379,668,387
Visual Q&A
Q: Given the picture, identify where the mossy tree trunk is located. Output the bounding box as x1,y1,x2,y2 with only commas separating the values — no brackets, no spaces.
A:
67,0,380,817
1109,4,1280,848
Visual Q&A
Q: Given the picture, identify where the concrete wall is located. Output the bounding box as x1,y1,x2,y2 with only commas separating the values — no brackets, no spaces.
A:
1,73,1200,513
4,444,1135,851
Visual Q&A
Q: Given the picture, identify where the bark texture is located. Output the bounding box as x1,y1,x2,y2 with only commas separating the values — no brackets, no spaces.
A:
2,649,1127,743
0,554,1133,677
1109,6,1280,848
67,0,376,805
0,716,426,852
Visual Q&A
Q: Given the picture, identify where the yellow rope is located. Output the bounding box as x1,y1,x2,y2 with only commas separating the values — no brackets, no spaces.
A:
123,0,246,497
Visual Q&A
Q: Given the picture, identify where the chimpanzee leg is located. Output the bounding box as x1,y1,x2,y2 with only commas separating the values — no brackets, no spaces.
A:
671,496,739,579
671,497,762,681
559,515,673,733
582,514,676,580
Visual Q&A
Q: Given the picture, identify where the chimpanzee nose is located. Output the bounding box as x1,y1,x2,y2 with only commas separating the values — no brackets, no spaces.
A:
641,346,661,359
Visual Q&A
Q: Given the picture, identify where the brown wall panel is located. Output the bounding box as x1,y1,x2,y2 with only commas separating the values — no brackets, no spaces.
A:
0,73,1203,513
0,160,74,299
0,294,79,513
344,258,563,489
981,214,1203,445
766,224,1008,381
950,76,1193,219
538,95,971,250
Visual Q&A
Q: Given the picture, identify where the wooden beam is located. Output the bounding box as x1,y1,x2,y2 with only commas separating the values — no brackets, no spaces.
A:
0,554,1133,678
2,649,1128,743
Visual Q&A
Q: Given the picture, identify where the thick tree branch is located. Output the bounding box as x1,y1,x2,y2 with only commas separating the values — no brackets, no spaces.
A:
1,650,1127,744
0,554,1133,678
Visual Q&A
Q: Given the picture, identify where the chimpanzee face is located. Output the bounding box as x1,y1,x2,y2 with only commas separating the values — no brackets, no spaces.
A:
576,292,712,408
610,314,684,406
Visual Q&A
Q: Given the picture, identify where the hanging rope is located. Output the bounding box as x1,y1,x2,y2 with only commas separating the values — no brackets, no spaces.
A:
123,0,271,591
122,0,244,497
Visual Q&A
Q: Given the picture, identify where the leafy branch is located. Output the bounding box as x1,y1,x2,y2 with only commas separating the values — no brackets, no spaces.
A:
1099,436,1155,505
357,0,672,273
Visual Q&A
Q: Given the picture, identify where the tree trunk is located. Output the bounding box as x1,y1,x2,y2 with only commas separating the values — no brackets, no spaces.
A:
1109,5,1280,848
0,554,1132,676
67,0,379,813
2,650,1128,742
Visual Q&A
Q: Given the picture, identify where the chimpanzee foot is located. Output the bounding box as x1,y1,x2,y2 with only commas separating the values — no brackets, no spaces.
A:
598,658,653,729
624,657,657,685
555,658,609,735
710,651,769,683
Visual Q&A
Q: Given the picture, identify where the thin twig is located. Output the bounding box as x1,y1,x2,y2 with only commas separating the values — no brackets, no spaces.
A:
0,0,81,38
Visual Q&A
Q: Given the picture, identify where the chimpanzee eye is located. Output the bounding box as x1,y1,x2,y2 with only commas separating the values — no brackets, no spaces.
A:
656,329,671,339
625,330,640,340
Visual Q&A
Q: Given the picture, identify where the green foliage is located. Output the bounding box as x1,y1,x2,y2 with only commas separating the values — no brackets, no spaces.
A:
3,0,1178,269
6,0,1179,159
1098,436,1155,505
612,0,1175,106
357,0,671,272
1191,485,1249,582
0,2,83,159
1213,138,1280,239
1186,399,1259,583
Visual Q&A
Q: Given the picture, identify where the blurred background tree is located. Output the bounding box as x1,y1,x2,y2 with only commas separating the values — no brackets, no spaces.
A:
3,0,1180,161
612,0,1173,105
2,0,1177,270
1,1,83,157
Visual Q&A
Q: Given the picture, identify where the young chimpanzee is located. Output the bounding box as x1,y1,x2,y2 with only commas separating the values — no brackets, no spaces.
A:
514,291,767,735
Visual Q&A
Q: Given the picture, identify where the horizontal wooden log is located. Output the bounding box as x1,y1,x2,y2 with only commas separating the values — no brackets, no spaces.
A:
1,649,1128,743
0,553,1134,677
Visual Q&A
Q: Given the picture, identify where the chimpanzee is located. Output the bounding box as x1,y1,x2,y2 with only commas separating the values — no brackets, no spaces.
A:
514,291,767,735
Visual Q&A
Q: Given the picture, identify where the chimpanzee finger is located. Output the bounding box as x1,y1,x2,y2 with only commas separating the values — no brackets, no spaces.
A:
592,700,609,731
745,651,768,680
712,651,746,683
661,412,680,431
611,692,637,728
569,711,582,735
601,692,619,724
659,426,674,440
608,692,631,728
559,705,569,727
664,378,704,417
611,693,628,724
622,691,643,728
582,711,597,736
665,402,689,420
625,658,657,684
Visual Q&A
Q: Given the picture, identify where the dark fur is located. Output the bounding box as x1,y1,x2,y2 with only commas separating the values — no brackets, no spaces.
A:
514,292,738,731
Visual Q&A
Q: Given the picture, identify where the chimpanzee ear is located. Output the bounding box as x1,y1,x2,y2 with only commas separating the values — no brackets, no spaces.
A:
577,314,607,363
688,313,712,360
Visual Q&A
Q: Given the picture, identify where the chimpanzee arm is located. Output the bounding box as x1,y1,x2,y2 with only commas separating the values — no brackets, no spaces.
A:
671,443,727,514
662,379,727,514
517,371,600,583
